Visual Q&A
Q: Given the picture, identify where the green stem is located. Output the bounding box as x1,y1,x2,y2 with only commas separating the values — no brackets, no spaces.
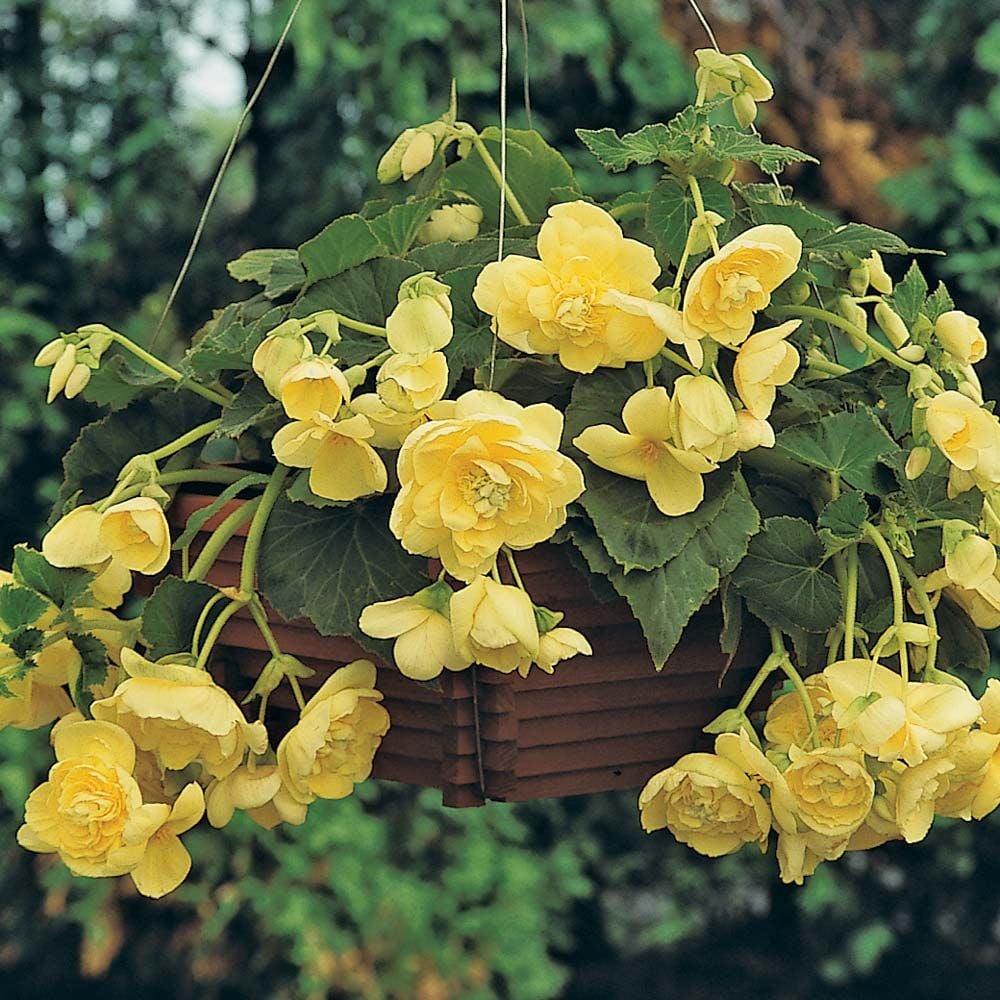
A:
240,466,289,593
844,544,859,661
186,498,260,583
146,420,221,463
660,346,701,376
863,523,909,688
248,598,282,657
109,332,232,406
191,591,229,658
194,599,245,671
806,357,851,377
736,654,779,713
770,627,820,749
158,468,247,488
687,175,720,255
502,547,526,591
288,675,307,712
468,134,531,226
337,314,387,337
895,554,939,675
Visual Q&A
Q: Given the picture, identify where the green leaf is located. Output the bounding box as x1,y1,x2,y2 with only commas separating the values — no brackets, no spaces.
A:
732,517,843,634
69,632,110,718
735,183,834,234
805,224,910,264
892,261,928,327
645,177,733,266
703,126,817,173
923,281,955,324
82,353,173,411
7,626,43,662
817,491,870,555
286,471,352,509
568,481,759,668
774,406,901,494
186,320,257,376
368,197,440,255
141,576,225,660
12,545,95,612
227,248,306,299
298,214,383,284
214,377,282,439
407,236,536,273
258,494,429,659
0,584,48,633
438,265,494,380
575,123,672,172
442,128,579,226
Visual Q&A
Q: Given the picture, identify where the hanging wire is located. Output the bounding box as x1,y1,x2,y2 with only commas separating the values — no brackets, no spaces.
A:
517,0,532,128
151,0,306,346
486,0,510,391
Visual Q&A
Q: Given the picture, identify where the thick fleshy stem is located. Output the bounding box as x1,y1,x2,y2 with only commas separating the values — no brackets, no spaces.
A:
502,547,527,591
146,420,222,464
186,498,260,583
191,591,229,658
337,314,388,337
844,543,860,661
895,554,939,676
240,466,289,594
193,599,246,672
660,346,701,376
109,467,249,512
735,653,780,713
864,523,910,693
770,626,820,749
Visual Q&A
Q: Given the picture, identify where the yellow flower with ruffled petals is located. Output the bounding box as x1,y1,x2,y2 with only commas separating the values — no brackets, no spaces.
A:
733,320,801,419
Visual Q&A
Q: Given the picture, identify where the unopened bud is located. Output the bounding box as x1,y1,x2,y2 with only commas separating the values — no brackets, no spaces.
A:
63,363,92,399
897,343,925,363
848,262,870,297
867,252,893,294
34,339,66,368
687,210,726,255
310,310,341,342
904,446,931,481
836,295,869,352
874,302,909,349
907,363,936,395
47,344,77,403
732,91,758,128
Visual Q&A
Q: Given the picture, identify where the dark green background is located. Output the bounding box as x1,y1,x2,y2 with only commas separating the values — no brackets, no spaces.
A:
3,1,1000,996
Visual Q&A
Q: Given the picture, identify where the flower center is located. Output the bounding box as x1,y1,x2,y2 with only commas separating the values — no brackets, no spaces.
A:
460,469,512,517
718,271,763,309
553,273,602,333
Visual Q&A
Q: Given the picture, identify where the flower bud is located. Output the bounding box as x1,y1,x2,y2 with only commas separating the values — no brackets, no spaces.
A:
252,329,314,397
278,356,351,421
376,351,449,413
386,293,453,356
309,310,341,342
686,210,726,255
904,446,931,481
835,295,868,352
732,91,758,128
78,323,114,359
908,363,936,395
874,302,909,348
416,203,484,244
848,261,870,296
935,310,987,366
63,363,92,399
867,251,893,295
735,410,775,451
945,533,997,590
898,343,926,363
99,497,171,574
34,338,66,368
669,374,739,462
47,344,77,403
377,124,444,184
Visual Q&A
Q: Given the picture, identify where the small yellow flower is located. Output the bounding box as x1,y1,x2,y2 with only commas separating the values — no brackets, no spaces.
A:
682,225,802,347
924,391,1000,485
277,660,389,804
638,742,771,857
376,351,449,413
824,658,980,765
935,310,987,366
99,497,171,574
359,581,472,681
473,201,664,373
931,728,1000,821
278,356,351,421
449,576,539,676
206,764,307,830
732,320,801,419
17,719,147,877
386,273,454,355
694,49,774,127
781,743,875,839
417,203,483,244
574,386,717,517
252,323,314,397
535,627,592,672
734,410,776,451
42,505,113,568
0,671,73,731
763,677,838,751
272,411,388,502
945,533,997,590
668,375,739,462
121,782,205,898
893,756,955,843
91,649,268,779
390,390,584,580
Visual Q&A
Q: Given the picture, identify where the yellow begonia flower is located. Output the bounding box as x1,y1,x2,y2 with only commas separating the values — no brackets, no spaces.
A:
277,660,389,805
638,741,771,857
359,584,471,681
668,374,739,462
349,393,426,449
682,224,802,347
0,673,73,731
694,49,774,127
945,533,997,590
892,756,954,843
121,781,204,898
390,390,584,580
272,411,388,502
252,325,314,397
43,505,112,568
935,310,987,366
924,391,1000,488
91,649,268,779
450,576,539,677
17,719,148,877
99,497,171,574
385,275,454,356
417,203,483,244
574,386,717,517
278,356,351,421
824,658,980,766
734,410,775,451
762,676,838,751
472,200,665,373
206,763,307,830
90,557,133,609
931,728,1000,821
732,320,801,419
535,627,592,673
376,351,449,413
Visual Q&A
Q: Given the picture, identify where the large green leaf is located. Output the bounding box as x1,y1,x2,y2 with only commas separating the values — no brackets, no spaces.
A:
701,127,817,173
732,517,842,634
140,575,225,660
69,632,110,717
185,319,257,376
227,248,305,299
12,545,94,613
817,491,870,556
935,593,990,674
645,177,733,267
298,214,383,284
368,197,440,256
442,128,579,227
258,494,429,659
406,235,537,273
575,123,673,172
214,377,282,439
82,353,173,411
805,224,909,264
568,479,759,668
0,584,48,632
773,406,901,494
891,261,929,327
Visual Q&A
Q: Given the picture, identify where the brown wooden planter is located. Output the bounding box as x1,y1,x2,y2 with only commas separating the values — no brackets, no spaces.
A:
164,492,769,808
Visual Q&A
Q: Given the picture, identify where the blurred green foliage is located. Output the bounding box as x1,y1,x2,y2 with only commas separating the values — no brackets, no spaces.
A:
6,0,1000,997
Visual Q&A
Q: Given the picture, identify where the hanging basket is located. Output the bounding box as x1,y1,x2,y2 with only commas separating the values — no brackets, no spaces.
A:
167,491,769,807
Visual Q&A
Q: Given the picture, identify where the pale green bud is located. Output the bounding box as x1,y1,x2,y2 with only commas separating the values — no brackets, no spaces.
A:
310,310,341,342
34,338,66,368
867,251,893,294
904,446,931,481
848,262,870,296
874,302,909,348
63,363,92,399
897,343,925,363
47,344,77,403
732,91,758,128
